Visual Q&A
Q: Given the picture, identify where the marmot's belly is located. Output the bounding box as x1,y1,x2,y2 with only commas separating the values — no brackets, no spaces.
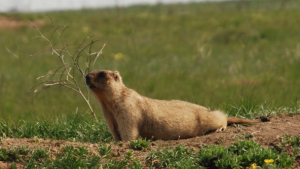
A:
140,113,201,140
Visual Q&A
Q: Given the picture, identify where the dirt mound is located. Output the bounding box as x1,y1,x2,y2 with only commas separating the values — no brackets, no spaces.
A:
0,16,44,30
1,113,300,168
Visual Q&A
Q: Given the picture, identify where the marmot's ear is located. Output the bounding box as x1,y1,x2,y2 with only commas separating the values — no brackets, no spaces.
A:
113,71,121,81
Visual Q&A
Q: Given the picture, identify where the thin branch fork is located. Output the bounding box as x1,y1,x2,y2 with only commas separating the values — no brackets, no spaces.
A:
32,23,105,122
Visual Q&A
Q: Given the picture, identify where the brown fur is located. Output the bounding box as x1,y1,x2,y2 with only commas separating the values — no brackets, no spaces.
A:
227,117,253,124
85,70,253,142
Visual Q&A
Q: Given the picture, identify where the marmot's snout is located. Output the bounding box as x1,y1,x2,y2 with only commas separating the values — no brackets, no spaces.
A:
85,74,96,89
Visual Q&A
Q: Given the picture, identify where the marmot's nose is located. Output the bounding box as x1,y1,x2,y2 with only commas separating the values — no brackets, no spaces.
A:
85,73,94,79
85,74,92,83
85,74,96,89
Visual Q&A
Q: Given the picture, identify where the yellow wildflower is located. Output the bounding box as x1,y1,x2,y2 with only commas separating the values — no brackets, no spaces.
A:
264,159,274,164
246,163,257,169
82,26,90,33
111,53,125,60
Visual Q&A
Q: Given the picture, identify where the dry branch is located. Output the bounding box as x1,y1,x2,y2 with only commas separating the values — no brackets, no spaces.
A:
32,21,106,122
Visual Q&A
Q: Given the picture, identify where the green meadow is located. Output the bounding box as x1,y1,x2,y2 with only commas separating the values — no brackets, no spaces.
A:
0,0,300,122
1,0,300,168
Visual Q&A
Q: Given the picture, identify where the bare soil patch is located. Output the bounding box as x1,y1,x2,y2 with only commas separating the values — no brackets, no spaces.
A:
0,16,43,30
1,113,300,168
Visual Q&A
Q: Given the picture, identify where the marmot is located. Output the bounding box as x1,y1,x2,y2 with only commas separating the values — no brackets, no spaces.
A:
85,70,253,142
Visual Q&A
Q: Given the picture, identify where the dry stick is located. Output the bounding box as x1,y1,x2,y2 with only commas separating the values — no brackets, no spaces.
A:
86,43,106,103
74,40,99,76
5,47,19,58
93,43,106,66
57,26,73,59
33,25,98,121
85,40,95,74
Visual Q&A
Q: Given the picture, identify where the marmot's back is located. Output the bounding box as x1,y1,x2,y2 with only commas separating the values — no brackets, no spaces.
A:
140,98,227,140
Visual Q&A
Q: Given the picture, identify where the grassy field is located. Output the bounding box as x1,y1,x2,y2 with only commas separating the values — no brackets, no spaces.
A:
0,0,300,121
0,135,299,168
0,0,300,168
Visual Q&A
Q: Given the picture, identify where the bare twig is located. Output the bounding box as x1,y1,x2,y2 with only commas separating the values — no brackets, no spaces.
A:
31,21,106,122
5,47,19,59
93,43,106,66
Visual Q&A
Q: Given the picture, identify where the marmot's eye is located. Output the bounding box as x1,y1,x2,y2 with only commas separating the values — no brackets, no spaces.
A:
98,72,106,78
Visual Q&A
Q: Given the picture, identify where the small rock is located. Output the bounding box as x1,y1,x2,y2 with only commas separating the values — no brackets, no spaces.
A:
111,150,120,157
152,160,160,168
260,116,271,122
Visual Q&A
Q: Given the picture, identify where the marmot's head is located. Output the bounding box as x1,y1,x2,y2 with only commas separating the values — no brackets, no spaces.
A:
85,70,123,92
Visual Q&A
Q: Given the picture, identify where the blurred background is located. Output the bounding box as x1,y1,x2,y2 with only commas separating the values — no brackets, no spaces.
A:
0,0,229,12
0,0,299,122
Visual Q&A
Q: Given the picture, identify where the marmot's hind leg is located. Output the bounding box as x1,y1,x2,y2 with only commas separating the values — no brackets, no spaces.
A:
210,110,227,132
216,126,227,132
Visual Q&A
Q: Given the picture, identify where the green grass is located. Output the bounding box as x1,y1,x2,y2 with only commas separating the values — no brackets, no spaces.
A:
0,138,298,168
0,0,299,121
0,113,113,143
129,137,150,150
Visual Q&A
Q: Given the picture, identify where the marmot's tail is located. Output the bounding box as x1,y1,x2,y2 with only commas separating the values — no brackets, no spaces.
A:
227,117,254,125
